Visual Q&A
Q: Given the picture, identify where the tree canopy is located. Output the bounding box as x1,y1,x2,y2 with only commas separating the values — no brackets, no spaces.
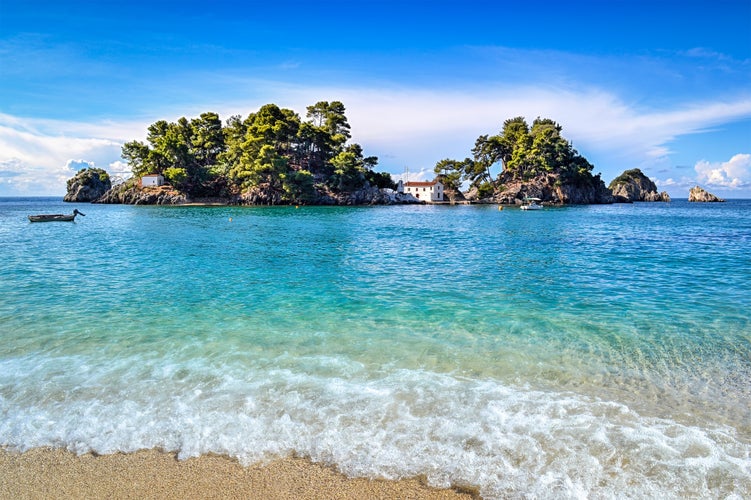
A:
121,101,391,202
435,116,599,196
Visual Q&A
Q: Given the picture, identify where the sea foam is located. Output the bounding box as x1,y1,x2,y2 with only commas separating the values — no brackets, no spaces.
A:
1,353,749,499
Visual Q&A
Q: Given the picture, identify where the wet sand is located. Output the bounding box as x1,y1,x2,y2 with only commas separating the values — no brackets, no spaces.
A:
0,448,476,499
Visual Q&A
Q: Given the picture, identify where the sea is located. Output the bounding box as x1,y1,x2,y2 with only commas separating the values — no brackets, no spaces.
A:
1,197,749,498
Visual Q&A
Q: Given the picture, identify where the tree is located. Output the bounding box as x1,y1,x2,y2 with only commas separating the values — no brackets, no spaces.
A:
244,104,300,155
119,102,388,203
282,169,316,202
190,112,225,168
302,101,351,169
231,144,287,191
218,114,248,179
164,167,188,188
434,158,468,191
329,148,365,192
121,140,151,178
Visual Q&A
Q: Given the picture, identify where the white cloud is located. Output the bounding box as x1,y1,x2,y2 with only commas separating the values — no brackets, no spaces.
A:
2,79,751,196
653,175,697,193
271,84,751,189
694,153,751,189
0,114,130,195
66,159,96,171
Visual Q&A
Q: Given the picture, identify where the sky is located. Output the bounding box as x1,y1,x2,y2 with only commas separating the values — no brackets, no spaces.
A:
1,0,750,198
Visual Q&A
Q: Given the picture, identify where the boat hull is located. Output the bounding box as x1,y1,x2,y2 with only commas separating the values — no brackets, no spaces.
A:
28,214,76,222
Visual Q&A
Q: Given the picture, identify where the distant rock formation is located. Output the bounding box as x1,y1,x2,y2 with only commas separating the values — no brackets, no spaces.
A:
471,172,614,205
64,168,112,202
688,186,725,202
608,169,670,202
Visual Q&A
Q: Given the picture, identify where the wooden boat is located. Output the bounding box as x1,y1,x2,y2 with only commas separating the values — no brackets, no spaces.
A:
28,209,85,222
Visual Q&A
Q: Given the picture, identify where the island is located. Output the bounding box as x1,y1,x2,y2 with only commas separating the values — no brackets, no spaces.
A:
93,101,412,206
65,102,674,206
688,186,725,202
608,168,671,202
64,167,112,202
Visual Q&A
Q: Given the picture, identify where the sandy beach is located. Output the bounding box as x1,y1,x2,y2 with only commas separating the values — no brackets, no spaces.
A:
0,448,475,499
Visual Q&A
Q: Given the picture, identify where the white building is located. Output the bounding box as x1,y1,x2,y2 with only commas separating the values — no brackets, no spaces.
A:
399,179,444,202
141,174,165,187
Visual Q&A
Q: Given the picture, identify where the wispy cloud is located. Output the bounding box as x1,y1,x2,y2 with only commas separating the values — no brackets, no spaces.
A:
2,79,750,196
260,82,751,177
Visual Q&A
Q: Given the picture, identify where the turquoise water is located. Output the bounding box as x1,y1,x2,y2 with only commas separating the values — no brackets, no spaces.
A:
1,197,749,498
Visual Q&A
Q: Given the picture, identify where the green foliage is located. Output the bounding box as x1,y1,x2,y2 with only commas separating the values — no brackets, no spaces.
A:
85,168,110,184
608,168,645,189
433,158,470,192
120,101,387,204
477,182,495,199
68,167,111,191
329,148,366,192
121,141,151,178
299,101,352,170
435,116,598,196
365,170,395,190
164,167,188,187
282,169,316,202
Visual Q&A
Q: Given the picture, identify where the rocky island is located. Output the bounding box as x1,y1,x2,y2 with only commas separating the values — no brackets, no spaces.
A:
65,103,677,207
64,167,111,202
608,168,670,202
88,102,418,207
432,117,661,205
688,186,725,202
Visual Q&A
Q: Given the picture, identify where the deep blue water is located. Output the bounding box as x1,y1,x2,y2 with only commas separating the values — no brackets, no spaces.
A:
1,198,749,498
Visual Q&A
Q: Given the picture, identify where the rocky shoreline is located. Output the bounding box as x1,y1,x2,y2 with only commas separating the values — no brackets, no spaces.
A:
66,166,719,207
93,182,422,206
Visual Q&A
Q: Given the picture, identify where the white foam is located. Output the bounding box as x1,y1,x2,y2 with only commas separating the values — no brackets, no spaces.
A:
1,353,749,499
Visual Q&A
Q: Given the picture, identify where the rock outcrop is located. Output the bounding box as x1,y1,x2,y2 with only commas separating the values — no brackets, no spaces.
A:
95,184,187,205
64,168,112,202
688,186,725,202
322,186,420,205
93,180,419,206
608,169,670,202
473,172,614,205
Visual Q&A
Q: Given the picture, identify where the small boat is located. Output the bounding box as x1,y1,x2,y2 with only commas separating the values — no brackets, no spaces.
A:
28,209,86,222
520,198,543,210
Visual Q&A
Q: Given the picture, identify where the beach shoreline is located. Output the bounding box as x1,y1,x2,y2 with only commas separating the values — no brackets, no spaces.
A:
0,447,476,499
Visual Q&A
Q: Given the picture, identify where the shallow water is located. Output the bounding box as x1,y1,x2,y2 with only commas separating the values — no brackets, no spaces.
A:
1,198,749,498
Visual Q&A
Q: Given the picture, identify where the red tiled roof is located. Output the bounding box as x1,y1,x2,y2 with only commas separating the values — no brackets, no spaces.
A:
404,180,439,187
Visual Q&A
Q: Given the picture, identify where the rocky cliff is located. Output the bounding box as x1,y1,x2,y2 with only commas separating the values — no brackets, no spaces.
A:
473,172,614,205
608,169,670,202
688,186,725,202
64,168,112,202
94,181,418,206
95,184,188,205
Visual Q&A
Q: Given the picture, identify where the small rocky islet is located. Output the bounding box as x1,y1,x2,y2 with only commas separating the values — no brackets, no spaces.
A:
688,185,725,202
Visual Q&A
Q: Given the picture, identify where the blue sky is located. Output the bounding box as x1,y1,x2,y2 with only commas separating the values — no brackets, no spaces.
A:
1,0,750,197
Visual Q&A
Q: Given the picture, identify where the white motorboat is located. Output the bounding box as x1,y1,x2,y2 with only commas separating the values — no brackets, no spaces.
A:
520,198,543,210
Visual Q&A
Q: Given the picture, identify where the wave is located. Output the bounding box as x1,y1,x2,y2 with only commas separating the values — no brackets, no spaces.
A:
1,354,749,499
